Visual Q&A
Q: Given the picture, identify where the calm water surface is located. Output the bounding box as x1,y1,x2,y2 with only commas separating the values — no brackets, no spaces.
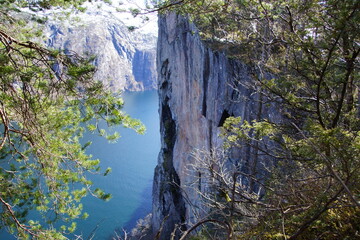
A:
0,91,160,240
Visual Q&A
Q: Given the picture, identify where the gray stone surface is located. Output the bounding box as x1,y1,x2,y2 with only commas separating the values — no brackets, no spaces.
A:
45,15,157,92
152,13,280,239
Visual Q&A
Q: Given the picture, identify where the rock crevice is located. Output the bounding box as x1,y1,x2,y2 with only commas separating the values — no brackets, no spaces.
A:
45,16,157,92
152,13,281,239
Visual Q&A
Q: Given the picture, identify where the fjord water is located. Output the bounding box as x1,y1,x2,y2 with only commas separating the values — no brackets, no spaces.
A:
0,90,160,240
76,90,160,239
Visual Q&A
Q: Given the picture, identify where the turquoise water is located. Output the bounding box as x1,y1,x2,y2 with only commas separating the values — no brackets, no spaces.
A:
0,91,160,239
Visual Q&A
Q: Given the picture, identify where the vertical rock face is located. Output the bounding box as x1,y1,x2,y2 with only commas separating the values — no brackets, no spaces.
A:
152,13,280,239
132,49,157,90
45,16,157,92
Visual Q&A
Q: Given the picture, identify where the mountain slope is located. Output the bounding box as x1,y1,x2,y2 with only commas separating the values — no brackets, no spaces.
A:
45,8,157,91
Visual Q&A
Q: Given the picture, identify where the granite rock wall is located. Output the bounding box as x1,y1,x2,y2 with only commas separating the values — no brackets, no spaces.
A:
46,16,157,92
152,13,280,239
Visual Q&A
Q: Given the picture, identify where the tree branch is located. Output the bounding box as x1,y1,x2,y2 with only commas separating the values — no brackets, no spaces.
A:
0,196,40,237
179,219,232,240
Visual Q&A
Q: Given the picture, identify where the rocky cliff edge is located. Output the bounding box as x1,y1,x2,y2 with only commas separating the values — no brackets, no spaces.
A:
152,13,281,239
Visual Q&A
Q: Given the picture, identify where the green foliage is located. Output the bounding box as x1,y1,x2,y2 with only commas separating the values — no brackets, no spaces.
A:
129,7,141,17
127,26,137,32
153,0,359,239
0,0,145,239
221,0,359,238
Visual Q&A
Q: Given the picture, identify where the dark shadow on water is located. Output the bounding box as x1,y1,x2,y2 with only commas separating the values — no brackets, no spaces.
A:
123,181,153,231
106,181,153,239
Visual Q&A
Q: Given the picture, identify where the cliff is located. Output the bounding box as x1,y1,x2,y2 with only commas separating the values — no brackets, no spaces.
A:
152,13,281,239
45,10,157,92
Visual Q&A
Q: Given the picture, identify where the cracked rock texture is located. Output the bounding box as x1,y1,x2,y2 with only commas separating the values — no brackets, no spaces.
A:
152,13,281,239
45,14,157,92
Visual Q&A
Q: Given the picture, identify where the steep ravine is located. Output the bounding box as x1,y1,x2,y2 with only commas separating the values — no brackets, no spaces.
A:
152,13,281,239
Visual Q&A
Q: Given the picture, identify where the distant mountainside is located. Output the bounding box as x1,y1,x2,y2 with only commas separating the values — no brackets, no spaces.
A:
44,6,157,92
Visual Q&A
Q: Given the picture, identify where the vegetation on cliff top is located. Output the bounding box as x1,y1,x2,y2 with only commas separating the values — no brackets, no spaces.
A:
150,0,360,239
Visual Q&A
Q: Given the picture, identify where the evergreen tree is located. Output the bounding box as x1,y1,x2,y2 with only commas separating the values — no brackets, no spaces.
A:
0,1,144,239
151,0,360,238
